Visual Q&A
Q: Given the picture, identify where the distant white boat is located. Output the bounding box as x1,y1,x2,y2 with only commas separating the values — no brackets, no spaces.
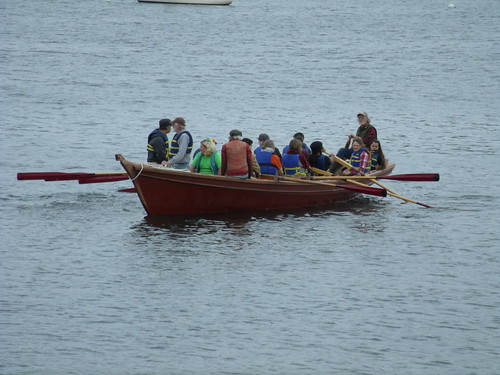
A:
138,0,232,4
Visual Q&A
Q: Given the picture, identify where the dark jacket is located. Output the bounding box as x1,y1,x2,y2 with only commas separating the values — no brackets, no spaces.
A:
147,130,169,163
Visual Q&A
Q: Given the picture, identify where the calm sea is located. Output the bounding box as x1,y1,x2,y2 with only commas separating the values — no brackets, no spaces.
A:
1,0,499,374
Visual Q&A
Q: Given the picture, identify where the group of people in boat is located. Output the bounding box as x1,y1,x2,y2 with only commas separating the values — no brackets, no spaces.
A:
146,112,386,178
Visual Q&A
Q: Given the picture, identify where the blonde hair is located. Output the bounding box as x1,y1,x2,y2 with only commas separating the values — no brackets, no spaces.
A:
200,139,216,155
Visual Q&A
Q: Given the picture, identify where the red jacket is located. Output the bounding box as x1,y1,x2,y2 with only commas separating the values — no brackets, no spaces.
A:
221,139,252,178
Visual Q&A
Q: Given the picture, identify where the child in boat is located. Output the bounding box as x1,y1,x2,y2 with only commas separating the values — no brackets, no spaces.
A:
189,138,221,175
341,137,370,176
282,138,310,176
308,141,331,173
283,132,311,158
255,139,283,176
369,139,386,171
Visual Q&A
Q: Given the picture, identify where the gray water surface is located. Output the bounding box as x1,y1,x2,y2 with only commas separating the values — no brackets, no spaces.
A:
1,0,499,374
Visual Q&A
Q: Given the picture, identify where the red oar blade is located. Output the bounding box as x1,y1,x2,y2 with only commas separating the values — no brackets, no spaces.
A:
78,176,129,184
340,184,387,197
118,188,137,193
17,172,93,181
380,173,440,182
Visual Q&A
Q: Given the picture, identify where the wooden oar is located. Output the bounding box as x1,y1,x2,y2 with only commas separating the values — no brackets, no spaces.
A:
280,176,387,197
78,175,129,184
118,187,137,193
311,173,440,182
369,179,432,208
325,155,440,181
17,171,128,182
332,155,358,172
309,166,332,176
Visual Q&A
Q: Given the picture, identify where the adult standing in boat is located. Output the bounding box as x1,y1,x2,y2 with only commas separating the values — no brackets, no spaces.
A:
189,138,221,175
166,117,193,169
282,138,310,176
220,129,253,179
331,112,378,172
147,118,172,166
254,133,282,160
255,139,283,176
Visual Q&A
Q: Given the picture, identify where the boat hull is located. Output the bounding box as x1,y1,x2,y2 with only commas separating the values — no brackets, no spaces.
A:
138,0,232,5
116,154,395,216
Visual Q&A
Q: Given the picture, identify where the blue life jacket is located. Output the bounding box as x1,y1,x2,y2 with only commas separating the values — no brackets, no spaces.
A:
350,148,370,173
312,154,328,171
282,153,306,176
370,152,379,171
168,130,193,158
255,148,278,175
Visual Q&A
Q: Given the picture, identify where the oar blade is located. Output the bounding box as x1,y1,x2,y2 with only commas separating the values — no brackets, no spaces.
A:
17,172,92,181
380,173,440,182
78,176,129,184
118,187,137,193
341,184,387,197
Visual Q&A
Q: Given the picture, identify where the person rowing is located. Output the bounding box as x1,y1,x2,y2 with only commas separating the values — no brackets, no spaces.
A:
308,141,331,174
331,112,377,173
341,137,371,176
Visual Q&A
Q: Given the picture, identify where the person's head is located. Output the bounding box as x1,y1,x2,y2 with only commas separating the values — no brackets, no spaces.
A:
309,141,323,156
172,117,186,132
289,138,303,152
200,138,216,156
370,139,381,153
293,132,305,143
229,129,243,140
352,137,365,151
242,138,253,147
159,118,172,134
257,133,269,146
262,139,275,150
357,112,370,126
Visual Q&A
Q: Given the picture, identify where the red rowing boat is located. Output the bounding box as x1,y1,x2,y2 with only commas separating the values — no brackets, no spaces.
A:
116,154,396,216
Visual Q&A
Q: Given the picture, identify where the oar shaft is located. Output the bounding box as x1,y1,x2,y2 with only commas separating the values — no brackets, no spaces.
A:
308,173,440,182
370,179,432,208
280,176,387,197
